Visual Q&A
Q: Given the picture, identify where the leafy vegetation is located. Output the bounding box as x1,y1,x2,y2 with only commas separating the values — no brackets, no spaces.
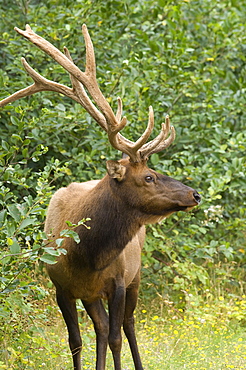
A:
0,0,245,368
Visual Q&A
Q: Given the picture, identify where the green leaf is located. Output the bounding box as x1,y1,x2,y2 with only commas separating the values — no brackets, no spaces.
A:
11,134,22,142
65,220,73,227
56,238,64,247
58,248,67,256
40,254,57,264
150,153,159,166
19,218,36,230
10,240,21,254
1,139,10,150
44,247,60,256
60,229,80,243
56,103,66,111
10,116,20,126
7,204,21,222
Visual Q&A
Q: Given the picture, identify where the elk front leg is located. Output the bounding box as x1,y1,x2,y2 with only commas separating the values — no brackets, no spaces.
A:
108,284,126,370
123,271,144,370
82,299,109,370
56,291,82,370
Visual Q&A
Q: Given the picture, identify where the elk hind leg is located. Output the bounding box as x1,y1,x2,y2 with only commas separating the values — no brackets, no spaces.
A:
123,272,143,370
56,291,82,370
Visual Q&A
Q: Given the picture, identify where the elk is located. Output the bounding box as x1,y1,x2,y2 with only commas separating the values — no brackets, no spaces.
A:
0,25,201,370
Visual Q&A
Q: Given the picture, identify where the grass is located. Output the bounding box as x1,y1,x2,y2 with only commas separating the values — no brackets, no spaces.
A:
1,295,246,369
137,318,246,369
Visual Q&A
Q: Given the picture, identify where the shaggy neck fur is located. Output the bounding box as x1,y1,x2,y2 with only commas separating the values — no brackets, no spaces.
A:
74,177,143,271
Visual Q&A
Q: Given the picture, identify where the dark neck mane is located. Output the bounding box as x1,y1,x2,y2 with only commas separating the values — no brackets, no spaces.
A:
75,178,141,270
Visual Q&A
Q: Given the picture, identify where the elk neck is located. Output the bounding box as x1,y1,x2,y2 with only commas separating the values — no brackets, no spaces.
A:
72,175,143,271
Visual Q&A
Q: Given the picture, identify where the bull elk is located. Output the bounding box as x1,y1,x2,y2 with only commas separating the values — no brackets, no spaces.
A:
0,24,201,370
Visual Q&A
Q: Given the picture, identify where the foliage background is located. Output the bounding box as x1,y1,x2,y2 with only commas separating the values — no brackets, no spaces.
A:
0,0,245,367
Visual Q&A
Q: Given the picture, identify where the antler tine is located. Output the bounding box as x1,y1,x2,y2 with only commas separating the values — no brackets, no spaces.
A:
21,57,77,98
0,56,80,107
116,97,123,122
153,124,176,153
140,115,176,159
106,106,155,162
82,24,96,78
133,106,155,150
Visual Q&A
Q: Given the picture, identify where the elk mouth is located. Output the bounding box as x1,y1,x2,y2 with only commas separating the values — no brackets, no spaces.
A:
143,194,201,224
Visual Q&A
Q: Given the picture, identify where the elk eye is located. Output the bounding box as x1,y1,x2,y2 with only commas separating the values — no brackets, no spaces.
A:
145,175,154,183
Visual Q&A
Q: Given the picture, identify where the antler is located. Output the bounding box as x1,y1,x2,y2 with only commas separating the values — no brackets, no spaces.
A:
0,24,175,162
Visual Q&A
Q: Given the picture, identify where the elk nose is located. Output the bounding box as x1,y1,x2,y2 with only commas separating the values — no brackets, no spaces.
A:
193,191,201,204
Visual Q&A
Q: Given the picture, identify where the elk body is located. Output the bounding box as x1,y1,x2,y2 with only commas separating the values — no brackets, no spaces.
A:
0,25,201,370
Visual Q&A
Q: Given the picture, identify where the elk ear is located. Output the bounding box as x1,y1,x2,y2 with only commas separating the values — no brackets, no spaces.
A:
106,160,126,182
